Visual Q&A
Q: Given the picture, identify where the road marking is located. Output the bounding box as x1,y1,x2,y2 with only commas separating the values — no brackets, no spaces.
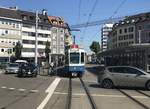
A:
1,86,7,89
36,77,61,109
54,92,149,99
18,89,26,92
8,88,15,90
30,90,39,93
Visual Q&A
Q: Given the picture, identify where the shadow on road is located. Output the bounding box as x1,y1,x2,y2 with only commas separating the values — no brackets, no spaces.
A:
89,83,148,91
86,65,104,76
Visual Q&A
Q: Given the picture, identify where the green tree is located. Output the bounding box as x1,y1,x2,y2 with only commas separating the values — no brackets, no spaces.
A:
89,41,100,54
14,41,22,59
45,41,51,61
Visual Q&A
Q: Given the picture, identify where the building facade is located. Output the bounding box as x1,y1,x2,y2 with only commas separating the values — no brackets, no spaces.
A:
99,12,150,72
108,12,150,50
101,23,113,51
0,7,71,62
0,7,22,62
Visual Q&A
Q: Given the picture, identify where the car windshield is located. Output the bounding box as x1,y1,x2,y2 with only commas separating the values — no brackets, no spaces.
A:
8,63,19,67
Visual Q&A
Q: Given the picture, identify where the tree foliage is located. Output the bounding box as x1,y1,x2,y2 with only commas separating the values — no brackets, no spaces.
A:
89,41,100,54
14,41,22,59
45,41,51,61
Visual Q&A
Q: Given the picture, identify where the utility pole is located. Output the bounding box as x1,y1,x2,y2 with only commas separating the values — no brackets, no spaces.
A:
35,10,38,66
73,35,75,44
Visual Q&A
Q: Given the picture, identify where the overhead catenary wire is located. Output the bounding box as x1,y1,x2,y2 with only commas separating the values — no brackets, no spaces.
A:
87,0,127,48
77,0,82,24
81,0,99,47
109,0,127,19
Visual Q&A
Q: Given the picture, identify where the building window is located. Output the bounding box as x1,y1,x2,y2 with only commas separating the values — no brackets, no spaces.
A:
128,27,134,32
22,15,27,20
138,26,142,30
124,28,127,33
22,40,35,44
1,49,4,52
129,34,133,39
29,16,34,20
9,22,12,25
5,30,8,34
16,24,19,28
13,42,15,45
119,29,122,34
13,23,15,28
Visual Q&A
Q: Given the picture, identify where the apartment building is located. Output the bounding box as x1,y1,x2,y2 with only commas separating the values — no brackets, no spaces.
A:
20,10,51,59
99,12,150,72
0,7,22,62
0,7,71,62
101,23,113,51
108,12,150,50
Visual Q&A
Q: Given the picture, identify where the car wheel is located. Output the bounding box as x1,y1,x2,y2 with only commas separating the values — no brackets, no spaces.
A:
102,79,113,89
146,81,150,90
17,73,22,77
32,71,37,77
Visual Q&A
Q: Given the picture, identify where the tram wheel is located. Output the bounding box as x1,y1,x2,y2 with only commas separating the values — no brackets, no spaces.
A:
77,73,83,78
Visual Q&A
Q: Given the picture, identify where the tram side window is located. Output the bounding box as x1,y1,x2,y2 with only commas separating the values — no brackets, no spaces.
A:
81,52,84,63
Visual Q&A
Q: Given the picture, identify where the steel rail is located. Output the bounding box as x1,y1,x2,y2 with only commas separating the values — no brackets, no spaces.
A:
117,89,150,109
66,77,72,109
136,90,150,98
79,77,97,109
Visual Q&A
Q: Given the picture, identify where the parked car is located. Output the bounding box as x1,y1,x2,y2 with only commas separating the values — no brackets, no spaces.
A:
97,66,150,90
17,63,38,77
5,63,19,74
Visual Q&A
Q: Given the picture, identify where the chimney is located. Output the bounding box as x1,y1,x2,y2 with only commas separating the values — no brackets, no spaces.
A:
42,9,47,16
9,6,18,10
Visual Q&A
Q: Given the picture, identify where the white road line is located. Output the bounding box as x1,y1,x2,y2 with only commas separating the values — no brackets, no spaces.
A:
30,90,39,93
1,86,7,89
36,77,61,109
132,96,148,99
54,92,149,99
18,89,26,92
8,88,15,90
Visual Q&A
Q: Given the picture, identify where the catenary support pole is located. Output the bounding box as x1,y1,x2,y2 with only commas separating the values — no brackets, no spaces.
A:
35,10,38,66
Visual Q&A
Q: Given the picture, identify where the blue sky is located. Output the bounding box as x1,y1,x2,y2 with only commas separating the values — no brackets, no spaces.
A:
1,0,150,53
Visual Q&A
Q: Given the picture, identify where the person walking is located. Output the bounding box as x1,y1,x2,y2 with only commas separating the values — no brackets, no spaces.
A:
49,62,54,75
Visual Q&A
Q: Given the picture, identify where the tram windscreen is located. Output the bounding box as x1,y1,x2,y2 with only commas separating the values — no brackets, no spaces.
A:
70,53,79,64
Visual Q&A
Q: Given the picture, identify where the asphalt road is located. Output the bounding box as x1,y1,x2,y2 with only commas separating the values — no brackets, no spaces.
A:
0,64,150,109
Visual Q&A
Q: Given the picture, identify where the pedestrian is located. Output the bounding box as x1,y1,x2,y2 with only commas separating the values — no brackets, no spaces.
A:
49,62,54,75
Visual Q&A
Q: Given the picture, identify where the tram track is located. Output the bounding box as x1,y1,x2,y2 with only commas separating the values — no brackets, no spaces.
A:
117,89,150,109
66,77,72,109
136,90,150,98
79,77,97,109
66,77,97,109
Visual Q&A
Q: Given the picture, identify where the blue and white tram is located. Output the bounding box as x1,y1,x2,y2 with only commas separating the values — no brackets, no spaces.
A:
65,45,85,77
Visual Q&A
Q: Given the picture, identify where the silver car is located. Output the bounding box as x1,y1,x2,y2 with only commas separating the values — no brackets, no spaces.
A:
5,63,19,74
97,66,150,90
